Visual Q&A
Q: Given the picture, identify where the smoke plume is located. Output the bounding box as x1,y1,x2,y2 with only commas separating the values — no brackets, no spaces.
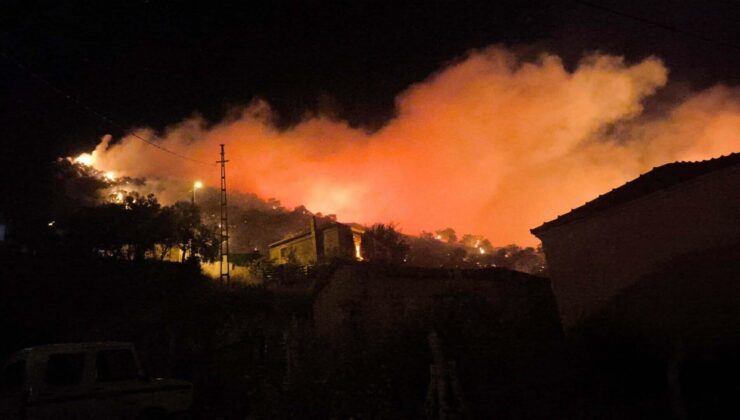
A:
80,46,740,245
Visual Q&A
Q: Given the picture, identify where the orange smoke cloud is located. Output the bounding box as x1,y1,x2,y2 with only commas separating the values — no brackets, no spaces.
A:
82,46,740,245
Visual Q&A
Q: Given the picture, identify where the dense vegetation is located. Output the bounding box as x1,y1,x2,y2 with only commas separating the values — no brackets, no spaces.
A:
23,159,546,275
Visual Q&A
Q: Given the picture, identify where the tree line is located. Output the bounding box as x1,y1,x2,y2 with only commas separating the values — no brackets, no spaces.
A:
44,159,544,274
63,193,219,262
47,159,219,262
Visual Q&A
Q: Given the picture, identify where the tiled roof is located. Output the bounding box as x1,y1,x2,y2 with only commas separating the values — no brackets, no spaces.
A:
268,230,313,248
531,152,740,234
268,221,362,248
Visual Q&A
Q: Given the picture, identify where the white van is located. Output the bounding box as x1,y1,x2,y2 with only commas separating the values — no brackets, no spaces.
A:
0,342,192,419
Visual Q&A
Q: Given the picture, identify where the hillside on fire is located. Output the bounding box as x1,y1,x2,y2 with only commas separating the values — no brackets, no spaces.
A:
27,158,546,277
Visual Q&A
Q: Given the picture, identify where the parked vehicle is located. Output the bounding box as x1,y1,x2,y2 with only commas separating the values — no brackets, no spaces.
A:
0,342,192,419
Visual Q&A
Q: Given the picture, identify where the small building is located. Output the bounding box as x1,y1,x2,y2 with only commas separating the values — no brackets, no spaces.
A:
268,218,364,265
531,153,740,328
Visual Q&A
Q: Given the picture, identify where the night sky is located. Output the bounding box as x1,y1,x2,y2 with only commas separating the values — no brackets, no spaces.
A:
2,0,739,224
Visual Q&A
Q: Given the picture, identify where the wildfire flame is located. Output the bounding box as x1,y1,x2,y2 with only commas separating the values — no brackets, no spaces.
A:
74,153,95,166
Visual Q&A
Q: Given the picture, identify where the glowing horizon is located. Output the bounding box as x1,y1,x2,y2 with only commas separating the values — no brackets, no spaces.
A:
70,46,740,245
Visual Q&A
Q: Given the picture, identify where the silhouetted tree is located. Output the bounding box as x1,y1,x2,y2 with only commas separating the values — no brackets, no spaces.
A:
435,227,457,244
153,205,179,260
512,246,546,275
122,193,161,260
51,159,108,218
405,232,449,267
448,247,467,267
168,201,201,261
361,224,410,264
459,234,492,251
155,201,219,263
62,193,220,262
191,222,219,263
66,202,127,257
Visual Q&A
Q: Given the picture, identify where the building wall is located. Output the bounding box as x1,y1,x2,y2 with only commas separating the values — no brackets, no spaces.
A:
270,224,362,266
269,234,317,265
537,165,740,328
322,225,356,260
313,264,561,345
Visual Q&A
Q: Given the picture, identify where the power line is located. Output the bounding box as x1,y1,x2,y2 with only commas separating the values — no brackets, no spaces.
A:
574,0,740,52
0,50,214,166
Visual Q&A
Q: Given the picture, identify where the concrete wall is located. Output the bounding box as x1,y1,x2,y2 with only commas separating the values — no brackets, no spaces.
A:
313,264,561,345
537,165,740,328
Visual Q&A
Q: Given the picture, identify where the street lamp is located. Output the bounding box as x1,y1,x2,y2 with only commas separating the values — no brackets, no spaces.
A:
188,180,204,261
192,180,203,205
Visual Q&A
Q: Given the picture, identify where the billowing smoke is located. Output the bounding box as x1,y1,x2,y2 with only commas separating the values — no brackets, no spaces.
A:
78,46,740,245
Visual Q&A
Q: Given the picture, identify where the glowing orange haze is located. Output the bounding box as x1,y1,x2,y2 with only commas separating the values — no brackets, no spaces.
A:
79,47,740,245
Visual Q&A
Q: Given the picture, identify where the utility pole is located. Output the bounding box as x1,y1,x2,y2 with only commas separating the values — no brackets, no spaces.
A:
218,144,230,283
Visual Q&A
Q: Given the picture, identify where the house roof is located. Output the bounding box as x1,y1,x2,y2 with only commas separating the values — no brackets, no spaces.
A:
268,231,313,248
268,221,364,248
531,152,740,235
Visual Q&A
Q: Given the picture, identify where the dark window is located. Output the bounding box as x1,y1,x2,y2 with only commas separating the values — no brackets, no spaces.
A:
96,349,138,382
46,353,85,386
280,247,289,258
1,360,26,392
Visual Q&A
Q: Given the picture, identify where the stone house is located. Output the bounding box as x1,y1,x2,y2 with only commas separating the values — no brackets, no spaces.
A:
268,218,364,265
531,153,740,328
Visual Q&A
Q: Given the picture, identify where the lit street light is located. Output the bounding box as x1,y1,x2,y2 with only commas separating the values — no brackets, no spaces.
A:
192,180,203,205
188,180,204,261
